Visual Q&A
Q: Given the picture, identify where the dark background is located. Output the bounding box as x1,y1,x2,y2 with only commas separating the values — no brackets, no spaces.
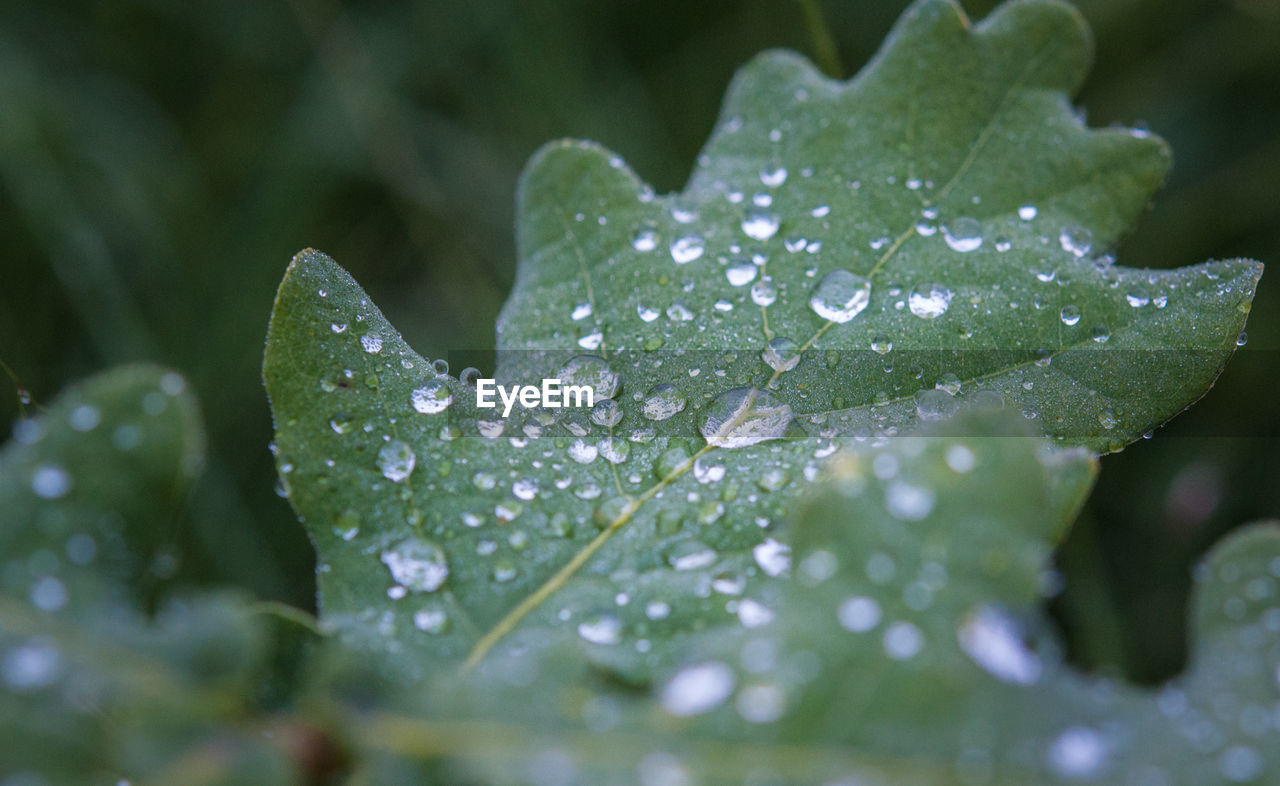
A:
2,0,1277,684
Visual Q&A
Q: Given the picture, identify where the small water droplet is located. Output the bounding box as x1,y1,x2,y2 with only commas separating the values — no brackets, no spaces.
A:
1018,205,1038,221
1060,305,1081,326
753,537,791,577
361,333,384,354
557,356,620,400
578,614,622,645
633,229,657,252
759,166,787,187
30,464,71,500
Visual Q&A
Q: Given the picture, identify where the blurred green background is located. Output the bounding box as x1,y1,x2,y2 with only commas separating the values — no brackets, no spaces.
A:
2,0,1277,684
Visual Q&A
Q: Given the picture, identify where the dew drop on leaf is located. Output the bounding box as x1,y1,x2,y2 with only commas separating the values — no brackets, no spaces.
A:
810,270,871,323
377,440,416,482
701,387,793,449
410,379,452,414
908,283,952,319
380,537,448,592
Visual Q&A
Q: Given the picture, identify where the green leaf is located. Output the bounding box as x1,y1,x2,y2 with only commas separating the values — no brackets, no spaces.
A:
0,367,297,784
336,423,1280,786
264,0,1259,676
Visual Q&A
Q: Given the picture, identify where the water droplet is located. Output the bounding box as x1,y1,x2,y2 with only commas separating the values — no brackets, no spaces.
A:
599,436,631,464
1059,226,1093,257
946,444,976,473
557,356,620,400
1090,324,1110,343
753,537,791,577
413,607,450,634
670,236,705,264
667,301,694,321
943,217,983,252
411,380,452,414
935,373,961,396
512,478,539,500
377,440,416,482
568,438,598,464
736,599,774,628
908,283,952,319
633,229,657,252
577,329,604,350
637,304,660,322
810,271,871,323
578,614,622,645
759,166,787,187
692,456,725,484
330,322,347,334
1126,288,1150,308
30,464,71,500
1219,746,1263,783
726,261,758,287
661,661,735,716
701,388,793,449
668,540,717,571
750,280,777,306
883,621,924,660
1060,305,1081,326
1018,205,1038,221
572,302,593,321
1047,727,1107,780
761,337,800,373
361,333,384,354
591,399,622,427
68,405,100,432
957,606,1042,685
380,537,448,592
870,334,893,354
2,640,62,692
1236,331,1248,347
838,596,882,632
741,212,779,241
884,481,935,521
642,384,687,421
915,389,959,421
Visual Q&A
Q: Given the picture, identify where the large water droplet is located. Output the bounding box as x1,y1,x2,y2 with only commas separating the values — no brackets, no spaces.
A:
810,271,871,323
726,260,758,287
908,283,952,319
750,280,777,306
642,384,687,421
1059,226,1093,257
701,388,793,449
670,236,705,264
557,356,620,401
578,614,622,645
943,217,983,252
411,380,452,414
380,537,448,592
761,337,800,373
377,440,416,482
957,606,1042,685
661,662,735,716
741,212,779,241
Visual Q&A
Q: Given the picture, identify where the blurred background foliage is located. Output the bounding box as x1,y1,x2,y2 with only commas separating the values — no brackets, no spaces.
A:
1,0,1277,685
